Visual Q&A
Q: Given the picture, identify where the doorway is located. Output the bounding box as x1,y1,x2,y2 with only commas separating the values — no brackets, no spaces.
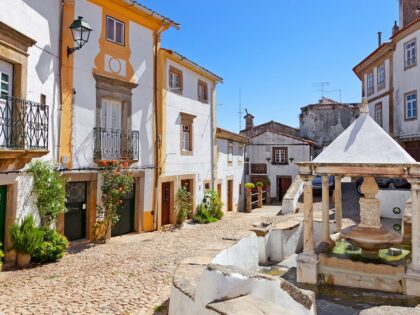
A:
64,182,87,241
217,183,222,202
0,59,13,147
227,180,233,211
0,185,7,247
277,176,292,201
161,182,171,226
112,184,135,237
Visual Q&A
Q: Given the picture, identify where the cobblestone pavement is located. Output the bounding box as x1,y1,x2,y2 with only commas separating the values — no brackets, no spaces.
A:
0,209,285,315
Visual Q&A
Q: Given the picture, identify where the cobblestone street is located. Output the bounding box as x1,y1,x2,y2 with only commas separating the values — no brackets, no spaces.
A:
0,209,284,315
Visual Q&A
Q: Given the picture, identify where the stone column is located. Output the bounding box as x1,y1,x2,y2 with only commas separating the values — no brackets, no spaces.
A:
303,175,314,254
322,176,332,244
297,174,318,285
406,180,420,296
246,189,251,213
257,188,263,208
334,176,343,232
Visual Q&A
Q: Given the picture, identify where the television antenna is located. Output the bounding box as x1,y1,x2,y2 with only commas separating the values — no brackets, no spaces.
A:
326,89,342,103
312,81,330,97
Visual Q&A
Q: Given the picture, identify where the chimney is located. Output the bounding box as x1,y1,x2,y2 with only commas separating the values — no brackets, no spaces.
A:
244,109,254,130
392,21,399,35
400,0,420,27
377,32,382,46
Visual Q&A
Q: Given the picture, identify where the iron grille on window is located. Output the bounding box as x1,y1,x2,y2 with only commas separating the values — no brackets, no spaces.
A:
93,127,139,161
0,95,49,150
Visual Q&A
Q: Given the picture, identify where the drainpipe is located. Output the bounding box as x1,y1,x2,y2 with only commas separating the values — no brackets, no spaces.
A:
57,0,65,165
210,86,215,190
153,26,165,231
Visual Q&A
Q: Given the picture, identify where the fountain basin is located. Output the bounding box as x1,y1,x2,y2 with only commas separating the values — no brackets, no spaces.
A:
341,224,402,251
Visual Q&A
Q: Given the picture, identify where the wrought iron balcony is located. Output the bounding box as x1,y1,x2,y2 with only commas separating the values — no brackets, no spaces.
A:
93,127,139,161
0,95,49,150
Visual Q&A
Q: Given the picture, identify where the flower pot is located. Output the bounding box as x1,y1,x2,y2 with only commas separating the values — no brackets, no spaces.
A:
16,253,31,267
257,186,263,191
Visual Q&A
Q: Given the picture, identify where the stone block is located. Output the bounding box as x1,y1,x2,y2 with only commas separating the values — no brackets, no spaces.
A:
296,253,318,284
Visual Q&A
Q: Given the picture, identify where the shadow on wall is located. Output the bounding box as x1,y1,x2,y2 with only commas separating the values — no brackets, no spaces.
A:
73,129,95,168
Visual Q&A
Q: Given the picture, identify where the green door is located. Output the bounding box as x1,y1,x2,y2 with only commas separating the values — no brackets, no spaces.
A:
0,185,6,248
112,184,135,237
64,182,87,241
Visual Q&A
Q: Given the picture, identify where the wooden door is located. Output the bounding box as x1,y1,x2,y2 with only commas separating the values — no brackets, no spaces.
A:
217,183,222,202
161,182,171,225
277,176,292,201
112,184,135,237
0,185,6,247
227,180,233,211
64,182,87,241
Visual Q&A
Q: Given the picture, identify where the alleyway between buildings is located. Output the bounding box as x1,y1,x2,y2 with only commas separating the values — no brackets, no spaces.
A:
0,207,289,315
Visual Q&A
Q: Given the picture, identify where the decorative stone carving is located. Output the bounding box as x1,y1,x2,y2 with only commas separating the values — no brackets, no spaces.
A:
359,198,381,228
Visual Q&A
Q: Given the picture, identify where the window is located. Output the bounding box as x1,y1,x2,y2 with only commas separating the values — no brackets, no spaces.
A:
250,163,267,174
375,103,383,126
106,16,125,45
204,181,211,192
405,91,417,120
197,80,208,102
169,66,183,93
272,147,288,165
228,142,233,164
405,39,417,69
367,72,374,96
0,72,10,96
181,124,192,151
238,145,244,163
377,64,385,90
40,94,46,105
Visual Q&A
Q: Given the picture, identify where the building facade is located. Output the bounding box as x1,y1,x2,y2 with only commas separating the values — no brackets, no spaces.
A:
353,0,420,160
300,97,360,153
216,128,248,213
0,0,61,250
157,49,222,227
241,113,315,202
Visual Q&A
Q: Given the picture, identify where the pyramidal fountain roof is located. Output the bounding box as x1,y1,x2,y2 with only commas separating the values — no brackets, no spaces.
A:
313,99,416,164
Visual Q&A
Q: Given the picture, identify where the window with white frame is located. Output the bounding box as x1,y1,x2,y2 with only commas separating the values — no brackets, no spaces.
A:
375,103,383,127
181,124,191,151
169,66,182,93
238,145,244,162
106,16,125,45
228,142,233,164
405,92,417,120
377,64,385,90
405,39,416,68
367,72,374,96
272,147,288,164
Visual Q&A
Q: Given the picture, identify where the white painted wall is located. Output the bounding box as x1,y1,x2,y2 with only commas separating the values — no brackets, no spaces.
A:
246,131,312,199
163,57,215,207
71,1,156,212
216,138,246,212
393,29,420,139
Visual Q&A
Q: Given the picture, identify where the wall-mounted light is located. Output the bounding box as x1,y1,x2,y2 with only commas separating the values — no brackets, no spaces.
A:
266,157,271,163
67,16,92,57
289,157,295,163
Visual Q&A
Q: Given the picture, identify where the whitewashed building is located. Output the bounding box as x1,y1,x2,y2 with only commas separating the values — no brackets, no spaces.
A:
241,113,315,202
353,0,420,160
0,0,61,250
157,49,223,226
216,128,248,213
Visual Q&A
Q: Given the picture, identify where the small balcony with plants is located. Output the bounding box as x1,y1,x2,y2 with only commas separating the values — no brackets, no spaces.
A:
93,127,139,163
0,95,49,170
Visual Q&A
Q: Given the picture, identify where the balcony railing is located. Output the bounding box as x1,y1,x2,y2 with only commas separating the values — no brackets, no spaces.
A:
93,127,139,161
0,95,49,150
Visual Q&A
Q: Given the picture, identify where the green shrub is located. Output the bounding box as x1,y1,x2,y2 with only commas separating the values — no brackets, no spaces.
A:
28,160,67,228
0,243,4,262
10,215,44,255
266,176,271,186
255,181,264,187
31,228,68,263
244,182,255,190
176,186,192,225
193,190,223,224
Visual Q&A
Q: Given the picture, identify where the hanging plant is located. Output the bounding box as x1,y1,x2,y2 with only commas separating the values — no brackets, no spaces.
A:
27,160,67,228
94,161,134,242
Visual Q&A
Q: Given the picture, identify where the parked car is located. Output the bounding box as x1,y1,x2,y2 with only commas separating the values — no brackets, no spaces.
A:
312,176,334,194
356,177,411,195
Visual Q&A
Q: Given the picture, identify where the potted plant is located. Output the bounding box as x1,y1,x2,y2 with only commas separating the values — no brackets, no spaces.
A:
244,182,255,192
256,182,264,190
266,176,271,187
10,215,44,267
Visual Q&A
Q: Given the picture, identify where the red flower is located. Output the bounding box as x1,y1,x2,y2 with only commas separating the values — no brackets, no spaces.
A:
119,200,123,205
101,161,108,166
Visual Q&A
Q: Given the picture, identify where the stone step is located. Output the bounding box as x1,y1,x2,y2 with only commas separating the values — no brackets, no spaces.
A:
206,295,298,315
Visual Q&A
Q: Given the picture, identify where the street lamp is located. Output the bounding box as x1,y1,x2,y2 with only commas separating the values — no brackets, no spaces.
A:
67,16,92,57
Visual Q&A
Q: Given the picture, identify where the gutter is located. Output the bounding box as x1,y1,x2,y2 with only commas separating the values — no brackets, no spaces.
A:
57,0,64,165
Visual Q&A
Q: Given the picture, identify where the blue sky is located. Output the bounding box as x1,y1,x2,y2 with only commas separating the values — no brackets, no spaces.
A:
141,0,398,132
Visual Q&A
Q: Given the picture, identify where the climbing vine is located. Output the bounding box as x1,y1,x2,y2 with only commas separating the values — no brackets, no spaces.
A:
27,160,67,228
94,161,134,242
